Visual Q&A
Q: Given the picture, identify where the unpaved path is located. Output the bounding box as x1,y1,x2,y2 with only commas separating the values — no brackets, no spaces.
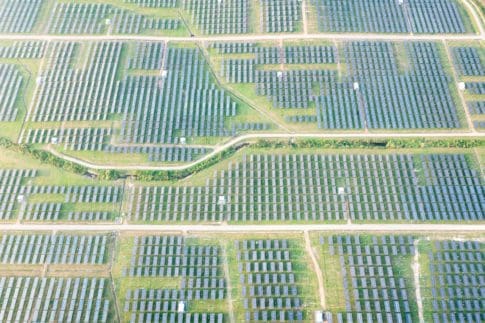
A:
46,131,484,171
304,230,326,309
412,239,425,323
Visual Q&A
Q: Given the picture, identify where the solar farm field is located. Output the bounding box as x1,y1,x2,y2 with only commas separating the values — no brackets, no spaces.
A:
125,148,485,224
0,146,124,223
448,41,485,131
1,143,483,225
311,0,476,34
0,231,482,322
0,230,117,322
0,39,271,166
0,40,43,140
0,0,477,35
312,233,485,323
211,39,471,132
0,38,482,169
0,0,483,321
0,0,186,36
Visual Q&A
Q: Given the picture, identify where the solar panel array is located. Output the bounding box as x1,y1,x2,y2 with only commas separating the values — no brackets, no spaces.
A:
283,45,336,64
427,240,484,323
67,211,111,222
261,0,301,33
319,41,460,129
221,44,336,97
407,0,466,33
125,236,224,282
285,115,317,123
25,128,112,151
0,0,43,33
313,0,408,33
0,277,111,322
125,289,224,323
0,169,36,220
452,47,485,77
111,11,179,34
129,153,484,222
321,235,417,323
221,41,460,129
0,233,108,265
474,121,485,130
469,102,485,115
29,41,121,122
21,42,235,156
117,47,237,144
254,46,284,65
230,122,271,133
312,0,467,33
222,58,256,83
183,0,249,34
466,82,485,95
257,69,335,109
124,0,178,7
104,145,211,162
212,42,256,54
21,185,121,221
123,235,226,322
0,41,46,59
0,64,23,122
126,41,166,70
125,291,224,323
47,3,179,34
236,239,304,322
0,168,121,221
418,154,484,221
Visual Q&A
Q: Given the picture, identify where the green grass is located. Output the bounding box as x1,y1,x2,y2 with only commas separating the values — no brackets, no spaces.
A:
249,0,262,34
288,238,321,319
27,193,66,203
417,239,435,322
0,146,124,190
393,253,419,322
305,0,321,34
29,0,56,33
311,234,346,312
454,0,479,34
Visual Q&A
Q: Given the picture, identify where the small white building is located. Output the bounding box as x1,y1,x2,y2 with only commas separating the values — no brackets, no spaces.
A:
315,311,331,323
218,196,226,205
315,311,324,323
353,82,359,91
177,301,185,313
